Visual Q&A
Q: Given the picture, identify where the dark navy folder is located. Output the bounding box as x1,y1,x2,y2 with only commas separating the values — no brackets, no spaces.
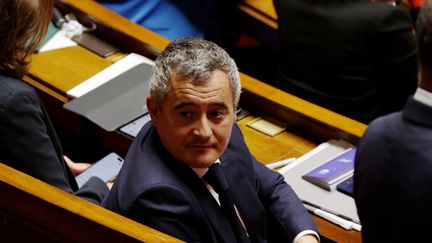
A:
336,176,354,197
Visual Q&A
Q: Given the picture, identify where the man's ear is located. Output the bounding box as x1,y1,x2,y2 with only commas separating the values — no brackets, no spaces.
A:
147,97,159,127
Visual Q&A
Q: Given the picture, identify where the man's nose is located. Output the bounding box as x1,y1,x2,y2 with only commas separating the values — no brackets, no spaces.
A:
193,116,212,140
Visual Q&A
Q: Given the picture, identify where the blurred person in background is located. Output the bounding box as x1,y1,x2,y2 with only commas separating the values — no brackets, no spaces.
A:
0,0,109,204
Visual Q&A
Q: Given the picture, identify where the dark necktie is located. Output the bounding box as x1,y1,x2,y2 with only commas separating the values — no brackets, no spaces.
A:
203,163,250,243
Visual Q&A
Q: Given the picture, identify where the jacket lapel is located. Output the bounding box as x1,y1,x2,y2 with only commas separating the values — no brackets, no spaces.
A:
222,158,266,243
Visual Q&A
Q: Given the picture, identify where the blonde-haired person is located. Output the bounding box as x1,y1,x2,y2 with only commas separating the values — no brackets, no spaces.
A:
0,0,108,204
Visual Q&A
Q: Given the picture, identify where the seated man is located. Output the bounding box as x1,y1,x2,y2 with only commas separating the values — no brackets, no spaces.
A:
103,38,319,242
354,1,432,242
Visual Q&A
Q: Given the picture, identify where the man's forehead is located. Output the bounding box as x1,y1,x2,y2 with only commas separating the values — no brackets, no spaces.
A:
170,68,213,82
173,99,229,110
169,71,230,91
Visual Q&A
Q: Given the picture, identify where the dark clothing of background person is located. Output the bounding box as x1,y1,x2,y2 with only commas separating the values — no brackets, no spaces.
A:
354,96,432,242
0,74,108,204
274,0,418,123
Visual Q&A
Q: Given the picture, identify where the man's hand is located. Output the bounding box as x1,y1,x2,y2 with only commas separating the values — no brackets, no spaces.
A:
64,155,91,176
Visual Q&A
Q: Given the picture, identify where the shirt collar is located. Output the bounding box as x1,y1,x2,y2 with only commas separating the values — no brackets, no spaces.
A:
191,159,221,178
413,87,432,108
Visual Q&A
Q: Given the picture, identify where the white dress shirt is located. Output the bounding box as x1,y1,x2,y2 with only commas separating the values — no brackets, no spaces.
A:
413,87,432,107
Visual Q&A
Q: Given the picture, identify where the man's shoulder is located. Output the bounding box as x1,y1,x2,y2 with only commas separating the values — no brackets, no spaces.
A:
366,112,403,134
345,3,412,32
357,112,403,152
347,2,405,15
120,123,194,187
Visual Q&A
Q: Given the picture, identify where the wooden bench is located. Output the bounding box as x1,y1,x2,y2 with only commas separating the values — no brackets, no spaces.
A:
0,162,182,242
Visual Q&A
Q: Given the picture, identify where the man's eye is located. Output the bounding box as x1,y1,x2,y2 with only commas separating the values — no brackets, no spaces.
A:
211,111,224,118
179,111,191,118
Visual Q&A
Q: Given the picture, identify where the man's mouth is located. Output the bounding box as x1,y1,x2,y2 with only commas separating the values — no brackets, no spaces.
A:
189,143,214,149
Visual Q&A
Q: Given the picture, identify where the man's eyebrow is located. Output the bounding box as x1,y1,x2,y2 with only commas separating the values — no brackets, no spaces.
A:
210,102,229,109
173,101,229,110
174,102,196,110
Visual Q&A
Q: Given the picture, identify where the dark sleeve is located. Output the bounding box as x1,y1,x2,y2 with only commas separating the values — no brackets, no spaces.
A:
128,185,204,242
253,158,318,242
76,177,109,204
373,6,418,112
0,90,108,204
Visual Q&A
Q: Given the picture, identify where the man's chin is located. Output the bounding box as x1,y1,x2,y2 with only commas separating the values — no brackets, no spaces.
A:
192,159,217,168
185,154,219,168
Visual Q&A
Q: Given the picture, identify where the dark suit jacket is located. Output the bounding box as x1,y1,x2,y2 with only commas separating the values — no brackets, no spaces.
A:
103,123,317,242
274,0,418,123
354,97,432,242
0,75,108,204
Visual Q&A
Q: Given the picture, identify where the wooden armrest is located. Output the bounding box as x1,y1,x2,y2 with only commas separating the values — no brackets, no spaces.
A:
0,162,182,242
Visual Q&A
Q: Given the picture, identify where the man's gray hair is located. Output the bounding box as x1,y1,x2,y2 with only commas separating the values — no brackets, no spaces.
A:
149,38,241,107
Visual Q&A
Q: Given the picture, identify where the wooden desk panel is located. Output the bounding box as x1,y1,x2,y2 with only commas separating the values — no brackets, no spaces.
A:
243,0,277,20
22,1,365,242
239,0,277,30
237,115,316,163
240,73,366,141
238,0,278,47
239,0,277,23
31,46,112,93
0,163,182,242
